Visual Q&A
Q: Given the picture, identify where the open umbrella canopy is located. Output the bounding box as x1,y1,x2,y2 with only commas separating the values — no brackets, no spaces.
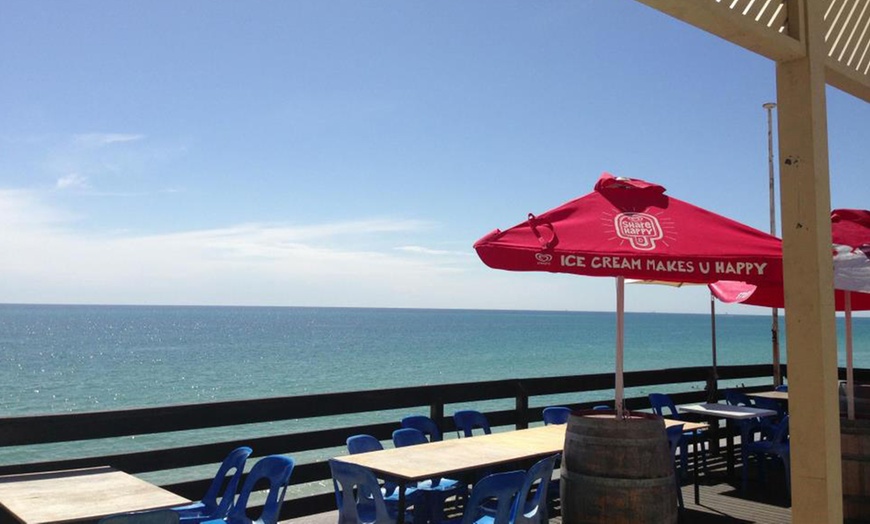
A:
709,209,870,309
475,173,783,285
474,173,784,418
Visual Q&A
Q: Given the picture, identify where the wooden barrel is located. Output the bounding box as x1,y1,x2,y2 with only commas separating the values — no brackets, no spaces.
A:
842,417,870,523
560,410,678,524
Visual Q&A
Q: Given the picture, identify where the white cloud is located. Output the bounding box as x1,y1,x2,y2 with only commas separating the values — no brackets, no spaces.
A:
72,133,145,147
394,245,470,257
0,191,479,307
55,173,89,190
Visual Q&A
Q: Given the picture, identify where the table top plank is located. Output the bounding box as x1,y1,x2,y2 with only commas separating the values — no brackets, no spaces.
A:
747,391,789,401
0,467,190,524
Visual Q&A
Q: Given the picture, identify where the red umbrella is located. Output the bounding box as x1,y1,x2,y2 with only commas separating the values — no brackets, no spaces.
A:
710,208,870,418
474,173,783,419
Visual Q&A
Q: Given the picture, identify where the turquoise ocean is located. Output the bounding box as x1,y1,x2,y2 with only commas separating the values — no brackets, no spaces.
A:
1,304,867,488
3,304,869,416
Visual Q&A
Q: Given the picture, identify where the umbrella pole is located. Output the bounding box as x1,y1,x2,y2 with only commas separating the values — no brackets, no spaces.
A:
616,276,625,420
847,291,855,420
708,293,719,403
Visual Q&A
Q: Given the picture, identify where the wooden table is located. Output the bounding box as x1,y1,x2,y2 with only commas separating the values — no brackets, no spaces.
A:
335,419,708,521
0,467,190,524
679,403,778,477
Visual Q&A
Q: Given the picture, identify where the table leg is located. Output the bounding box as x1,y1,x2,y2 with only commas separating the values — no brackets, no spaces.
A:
397,481,407,524
726,419,735,477
693,430,700,506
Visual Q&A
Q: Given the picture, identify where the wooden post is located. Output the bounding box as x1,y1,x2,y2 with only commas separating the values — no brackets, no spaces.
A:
516,380,529,430
776,1,842,521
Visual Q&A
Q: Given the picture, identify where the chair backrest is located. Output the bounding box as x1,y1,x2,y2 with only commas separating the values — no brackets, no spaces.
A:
198,446,253,518
775,384,789,392
347,434,384,454
648,393,679,418
225,455,295,524
541,407,571,425
392,428,428,448
665,423,685,458
330,459,394,524
453,410,492,437
100,510,180,524
770,415,790,444
401,414,443,442
461,470,526,524
754,397,786,420
513,454,559,524
724,389,754,407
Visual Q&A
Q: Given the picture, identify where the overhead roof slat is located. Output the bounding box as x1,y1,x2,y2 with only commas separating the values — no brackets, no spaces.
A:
637,0,870,101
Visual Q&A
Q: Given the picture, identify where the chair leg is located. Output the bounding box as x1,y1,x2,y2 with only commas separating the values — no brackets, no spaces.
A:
679,440,689,477
782,456,791,497
674,468,684,509
756,453,766,484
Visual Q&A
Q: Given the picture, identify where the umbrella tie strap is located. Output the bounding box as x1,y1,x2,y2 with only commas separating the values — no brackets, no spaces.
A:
528,213,556,250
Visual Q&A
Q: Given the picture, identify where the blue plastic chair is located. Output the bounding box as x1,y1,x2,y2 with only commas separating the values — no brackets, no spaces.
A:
725,389,770,444
347,435,421,514
741,415,790,496
347,434,385,455
172,446,252,523
512,454,559,524
330,459,410,524
724,389,755,407
401,415,443,442
649,393,708,477
460,470,526,524
453,410,491,438
775,384,788,392
202,455,294,524
541,407,571,425
392,428,465,524
100,510,180,524
665,424,685,509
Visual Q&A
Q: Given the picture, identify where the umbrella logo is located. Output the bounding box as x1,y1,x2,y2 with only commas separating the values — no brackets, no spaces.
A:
614,212,664,251
535,253,553,265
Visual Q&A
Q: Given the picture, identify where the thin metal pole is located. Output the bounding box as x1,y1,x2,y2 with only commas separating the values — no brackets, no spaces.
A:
615,276,625,420
764,102,782,387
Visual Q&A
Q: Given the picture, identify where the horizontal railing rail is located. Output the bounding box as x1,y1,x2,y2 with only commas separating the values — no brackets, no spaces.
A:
0,363,859,522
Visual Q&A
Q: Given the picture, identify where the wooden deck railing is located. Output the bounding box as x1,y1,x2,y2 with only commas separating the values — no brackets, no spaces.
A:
1,363,858,522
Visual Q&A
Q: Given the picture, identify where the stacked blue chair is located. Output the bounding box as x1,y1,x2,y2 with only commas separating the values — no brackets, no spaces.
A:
346,434,421,517
392,428,465,524
201,455,294,524
330,459,412,524
460,470,526,524
741,415,790,496
665,424,685,509
171,446,252,523
401,415,443,442
541,407,570,425
453,410,491,438
648,393,708,477
512,454,559,524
